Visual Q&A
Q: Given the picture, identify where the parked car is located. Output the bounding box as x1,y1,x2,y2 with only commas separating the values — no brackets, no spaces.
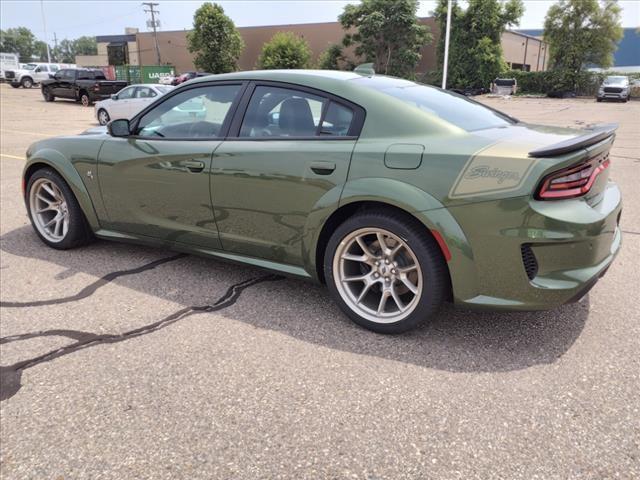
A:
158,75,176,85
40,68,128,106
0,52,20,82
171,71,212,85
597,75,631,102
94,84,174,125
5,62,75,88
21,70,622,334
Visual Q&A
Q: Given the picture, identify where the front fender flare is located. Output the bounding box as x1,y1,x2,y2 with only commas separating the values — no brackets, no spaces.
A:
24,150,101,231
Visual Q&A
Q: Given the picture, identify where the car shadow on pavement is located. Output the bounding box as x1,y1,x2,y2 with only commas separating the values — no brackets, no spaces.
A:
0,226,589,383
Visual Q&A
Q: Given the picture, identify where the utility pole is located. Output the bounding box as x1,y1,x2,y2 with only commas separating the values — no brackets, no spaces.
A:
40,0,51,63
441,0,452,89
142,2,162,65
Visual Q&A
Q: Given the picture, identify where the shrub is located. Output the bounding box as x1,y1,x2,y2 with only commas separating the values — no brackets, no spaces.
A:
257,32,312,70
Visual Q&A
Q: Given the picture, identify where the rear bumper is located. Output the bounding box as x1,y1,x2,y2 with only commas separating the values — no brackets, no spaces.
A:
449,181,622,311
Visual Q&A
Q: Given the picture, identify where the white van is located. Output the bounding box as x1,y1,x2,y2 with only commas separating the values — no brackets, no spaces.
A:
0,52,20,81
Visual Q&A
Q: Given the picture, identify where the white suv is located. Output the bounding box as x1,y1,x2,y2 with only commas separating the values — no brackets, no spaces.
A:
5,62,76,89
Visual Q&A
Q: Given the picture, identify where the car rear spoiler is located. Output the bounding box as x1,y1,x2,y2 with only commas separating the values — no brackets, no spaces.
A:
528,123,618,158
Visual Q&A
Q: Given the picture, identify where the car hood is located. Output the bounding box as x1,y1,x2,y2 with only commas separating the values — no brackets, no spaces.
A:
80,126,109,135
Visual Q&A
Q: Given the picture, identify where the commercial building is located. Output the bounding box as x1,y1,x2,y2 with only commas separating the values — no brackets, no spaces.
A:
81,18,549,75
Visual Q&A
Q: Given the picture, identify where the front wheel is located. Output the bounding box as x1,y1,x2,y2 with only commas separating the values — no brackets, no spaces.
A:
26,168,93,249
324,210,449,334
10,83,20,89
97,108,110,125
21,77,33,88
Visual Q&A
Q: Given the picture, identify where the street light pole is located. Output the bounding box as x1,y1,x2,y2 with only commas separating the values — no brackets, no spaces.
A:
441,0,453,90
40,0,51,63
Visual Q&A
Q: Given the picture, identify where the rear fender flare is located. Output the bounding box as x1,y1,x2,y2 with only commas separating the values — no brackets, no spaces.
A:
302,178,479,301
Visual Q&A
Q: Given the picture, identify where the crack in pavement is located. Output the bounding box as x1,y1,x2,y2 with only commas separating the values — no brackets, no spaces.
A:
622,230,640,236
0,274,284,402
0,254,187,308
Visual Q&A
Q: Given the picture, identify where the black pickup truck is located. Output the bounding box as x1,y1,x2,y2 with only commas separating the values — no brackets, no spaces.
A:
40,68,128,106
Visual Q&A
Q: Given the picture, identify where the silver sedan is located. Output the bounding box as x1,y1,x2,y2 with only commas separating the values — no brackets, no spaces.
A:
94,84,174,125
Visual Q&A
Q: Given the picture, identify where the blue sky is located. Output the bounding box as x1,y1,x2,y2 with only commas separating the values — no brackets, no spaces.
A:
1,0,639,44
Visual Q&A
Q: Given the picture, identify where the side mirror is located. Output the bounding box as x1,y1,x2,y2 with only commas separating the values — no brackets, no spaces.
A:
35,67,41,73
107,119,130,137
111,94,118,100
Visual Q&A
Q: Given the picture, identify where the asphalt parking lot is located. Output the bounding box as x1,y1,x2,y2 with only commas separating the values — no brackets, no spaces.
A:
1,83,638,479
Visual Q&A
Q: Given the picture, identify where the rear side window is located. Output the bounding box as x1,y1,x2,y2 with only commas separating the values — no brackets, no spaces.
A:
77,70,94,80
355,76,514,132
320,102,354,136
240,86,326,138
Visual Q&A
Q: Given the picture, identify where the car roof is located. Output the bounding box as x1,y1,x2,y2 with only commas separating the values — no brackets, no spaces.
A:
189,69,363,85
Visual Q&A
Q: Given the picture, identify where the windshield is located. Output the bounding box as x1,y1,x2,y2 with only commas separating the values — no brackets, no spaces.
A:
354,76,515,131
24,63,37,70
156,86,173,94
604,76,628,85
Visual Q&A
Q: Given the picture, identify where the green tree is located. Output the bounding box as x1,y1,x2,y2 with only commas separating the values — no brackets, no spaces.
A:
434,0,524,89
0,27,39,62
544,0,623,91
339,0,431,78
187,2,244,73
257,32,311,69
317,44,344,70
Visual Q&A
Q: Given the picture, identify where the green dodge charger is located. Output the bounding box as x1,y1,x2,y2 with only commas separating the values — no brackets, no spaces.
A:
23,70,622,333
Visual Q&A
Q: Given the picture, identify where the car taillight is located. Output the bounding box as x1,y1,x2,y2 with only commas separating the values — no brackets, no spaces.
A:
536,156,610,200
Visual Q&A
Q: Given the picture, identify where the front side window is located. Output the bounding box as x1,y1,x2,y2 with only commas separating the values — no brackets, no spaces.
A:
240,86,326,138
135,87,156,98
60,70,75,80
117,86,136,99
136,84,241,139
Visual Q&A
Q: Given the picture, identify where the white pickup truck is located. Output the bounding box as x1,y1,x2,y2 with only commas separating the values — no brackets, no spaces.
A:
4,62,76,88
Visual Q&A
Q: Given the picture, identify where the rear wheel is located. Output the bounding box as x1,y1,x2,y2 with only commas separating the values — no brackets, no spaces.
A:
21,77,33,88
26,168,93,249
324,210,449,334
79,91,91,107
42,87,55,102
97,108,110,125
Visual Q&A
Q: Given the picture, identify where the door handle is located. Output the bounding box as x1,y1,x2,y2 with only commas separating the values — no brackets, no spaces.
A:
182,160,205,173
309,161,336,175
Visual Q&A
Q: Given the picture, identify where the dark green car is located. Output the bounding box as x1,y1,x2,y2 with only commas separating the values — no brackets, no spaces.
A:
23,70,622,333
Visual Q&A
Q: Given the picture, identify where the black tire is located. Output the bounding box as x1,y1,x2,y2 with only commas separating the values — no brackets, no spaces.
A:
324,210,449,334
21,77,33,88
10,83,20,89
596,98,602,102
42,87,55,102
97,108,110,125
79,91,91,107
26,168,94,250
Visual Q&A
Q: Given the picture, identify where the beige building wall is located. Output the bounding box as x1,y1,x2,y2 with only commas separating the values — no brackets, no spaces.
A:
501,31,549,71
135,17,546,75
75,54,109,66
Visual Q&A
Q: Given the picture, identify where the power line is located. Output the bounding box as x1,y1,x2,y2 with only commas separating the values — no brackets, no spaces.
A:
142,2,162,65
